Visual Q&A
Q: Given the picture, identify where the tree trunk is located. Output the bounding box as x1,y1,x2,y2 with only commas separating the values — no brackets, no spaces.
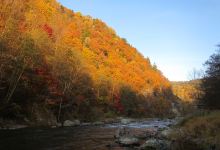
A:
4,64,25,103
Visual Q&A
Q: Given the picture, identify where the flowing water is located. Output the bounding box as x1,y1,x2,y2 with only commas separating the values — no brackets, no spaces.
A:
0,119,176,150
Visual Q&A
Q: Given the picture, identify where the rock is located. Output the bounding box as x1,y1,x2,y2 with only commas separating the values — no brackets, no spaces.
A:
57,123,62,127
121,118,133,124
115,128,121,139
24,117,30,123
140,139,171,150
114,127,130,139
63,120,74,127
7,125,28,130
114,127,140,146
74,120,80,125
106,143,119,148
63,120,80,127
117,136,140,146
81,122,91,126
159,129,172,139
103,118,116,124
92,121,104,126
171,108,180,117
145,128,158,138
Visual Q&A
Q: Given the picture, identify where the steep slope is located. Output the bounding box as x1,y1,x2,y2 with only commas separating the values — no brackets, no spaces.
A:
0,0,174,122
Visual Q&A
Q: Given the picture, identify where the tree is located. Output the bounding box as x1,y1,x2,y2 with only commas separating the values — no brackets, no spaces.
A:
119,86,138,116
187,68,204,80
200,49,220,109
3,36,40,104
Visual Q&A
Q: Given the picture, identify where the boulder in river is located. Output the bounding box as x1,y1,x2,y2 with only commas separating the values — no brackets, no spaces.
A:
121,118,133,124
140,139,171,150
6,125,28,130
81,122,92,126
63,120,80,127
159,129,172,139
92,121,104,126
57,123,62,127
116,136,140,146
104,118,118,124
114,127,130,139
145,128,158,138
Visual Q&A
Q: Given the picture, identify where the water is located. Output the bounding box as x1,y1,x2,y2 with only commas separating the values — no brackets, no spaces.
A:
105,119,175,129
0,119,176,150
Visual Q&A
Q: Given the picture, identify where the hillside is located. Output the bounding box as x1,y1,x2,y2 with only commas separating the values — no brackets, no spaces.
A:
172,80,201,102
0,0,175,123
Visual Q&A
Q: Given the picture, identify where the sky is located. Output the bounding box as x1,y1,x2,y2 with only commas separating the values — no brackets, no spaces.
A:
58,0,220,81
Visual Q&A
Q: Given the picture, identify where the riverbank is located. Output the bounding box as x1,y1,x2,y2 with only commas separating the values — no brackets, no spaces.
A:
170,110,220,150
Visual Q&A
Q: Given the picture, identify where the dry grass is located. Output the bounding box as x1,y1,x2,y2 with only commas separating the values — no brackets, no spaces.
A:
171,111,220,150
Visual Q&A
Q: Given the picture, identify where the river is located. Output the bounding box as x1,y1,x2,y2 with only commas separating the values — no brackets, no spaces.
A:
0,118,176,150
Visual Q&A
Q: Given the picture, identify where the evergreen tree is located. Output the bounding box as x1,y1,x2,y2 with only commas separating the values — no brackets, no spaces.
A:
200,48,220,109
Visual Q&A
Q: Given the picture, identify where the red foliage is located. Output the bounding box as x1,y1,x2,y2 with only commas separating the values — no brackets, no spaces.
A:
19,21,27,32
75,95,85,105
35,67,66,105
42,24,54,39
35,68,45,75
113,94,124,113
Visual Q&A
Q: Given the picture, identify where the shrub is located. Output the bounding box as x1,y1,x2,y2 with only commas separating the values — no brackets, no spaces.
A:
171,111,220,150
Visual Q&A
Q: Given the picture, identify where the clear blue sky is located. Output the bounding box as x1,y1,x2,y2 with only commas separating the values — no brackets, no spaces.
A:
58,0,220,81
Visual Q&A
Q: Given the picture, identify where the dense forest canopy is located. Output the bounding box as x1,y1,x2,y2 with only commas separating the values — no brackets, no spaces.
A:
0,0,176,123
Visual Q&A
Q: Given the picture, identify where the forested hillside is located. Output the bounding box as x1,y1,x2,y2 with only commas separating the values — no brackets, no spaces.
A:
172,80,201,102
0,0,175,124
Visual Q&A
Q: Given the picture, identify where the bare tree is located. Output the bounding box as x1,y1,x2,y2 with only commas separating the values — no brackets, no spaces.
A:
187,68,204,80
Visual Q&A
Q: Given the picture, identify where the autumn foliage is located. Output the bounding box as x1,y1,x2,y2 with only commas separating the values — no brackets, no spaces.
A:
0,0,176,122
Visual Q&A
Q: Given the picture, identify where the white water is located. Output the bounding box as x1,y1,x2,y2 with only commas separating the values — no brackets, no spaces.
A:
104,119,177,129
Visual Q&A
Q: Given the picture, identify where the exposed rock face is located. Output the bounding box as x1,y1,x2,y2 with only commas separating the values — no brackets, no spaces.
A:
63,120,80,127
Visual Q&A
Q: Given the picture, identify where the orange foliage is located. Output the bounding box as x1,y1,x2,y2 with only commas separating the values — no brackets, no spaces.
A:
0,0,173,119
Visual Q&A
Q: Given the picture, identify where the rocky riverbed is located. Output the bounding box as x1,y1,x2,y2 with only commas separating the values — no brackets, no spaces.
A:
0,118,179,150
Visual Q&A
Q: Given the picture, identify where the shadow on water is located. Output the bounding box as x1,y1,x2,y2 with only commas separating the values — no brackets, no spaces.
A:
0,126,119,150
